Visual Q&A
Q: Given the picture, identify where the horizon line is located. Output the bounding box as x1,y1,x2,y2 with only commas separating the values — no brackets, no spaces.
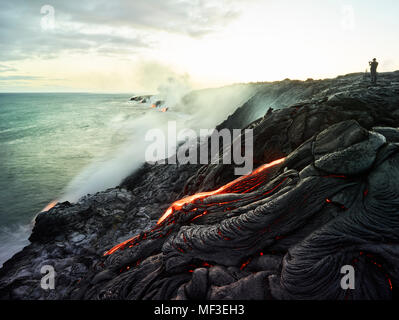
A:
1,70,398,95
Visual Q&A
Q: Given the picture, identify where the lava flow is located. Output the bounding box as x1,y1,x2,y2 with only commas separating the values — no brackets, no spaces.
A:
157,157,286,224
41,200,58,212
104,157,286,256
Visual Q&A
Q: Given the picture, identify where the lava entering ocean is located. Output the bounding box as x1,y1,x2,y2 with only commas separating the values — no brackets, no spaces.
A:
41,200,58,212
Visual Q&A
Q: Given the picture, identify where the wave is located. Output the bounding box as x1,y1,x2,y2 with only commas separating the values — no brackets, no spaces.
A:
0,125,38,135
0,223,32,268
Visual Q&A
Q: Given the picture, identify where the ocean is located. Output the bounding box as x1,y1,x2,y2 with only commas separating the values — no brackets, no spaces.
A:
0,93,149,266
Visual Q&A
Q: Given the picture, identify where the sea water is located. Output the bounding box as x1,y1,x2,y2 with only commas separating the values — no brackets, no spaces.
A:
0,93,148,266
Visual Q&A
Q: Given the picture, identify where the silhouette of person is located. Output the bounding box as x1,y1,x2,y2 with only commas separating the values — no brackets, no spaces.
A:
369,58,378,85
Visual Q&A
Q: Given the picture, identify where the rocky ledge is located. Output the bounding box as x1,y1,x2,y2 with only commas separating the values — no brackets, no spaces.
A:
1,72,399,300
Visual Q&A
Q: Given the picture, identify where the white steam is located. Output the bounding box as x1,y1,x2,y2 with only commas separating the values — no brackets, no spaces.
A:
61,63,255,203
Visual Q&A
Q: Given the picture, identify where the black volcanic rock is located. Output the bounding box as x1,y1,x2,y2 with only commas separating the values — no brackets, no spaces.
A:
130,95,152,103
1,71,399,300
75,120,399,300
313,120,386,175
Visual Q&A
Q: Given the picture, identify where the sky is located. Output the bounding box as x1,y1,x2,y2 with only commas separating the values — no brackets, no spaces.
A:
0,0,398,93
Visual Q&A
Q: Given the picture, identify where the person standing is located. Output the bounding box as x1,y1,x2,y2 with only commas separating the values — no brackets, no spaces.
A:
369,58,379,85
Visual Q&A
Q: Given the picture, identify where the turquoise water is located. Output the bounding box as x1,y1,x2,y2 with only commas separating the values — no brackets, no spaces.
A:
0,93,148,265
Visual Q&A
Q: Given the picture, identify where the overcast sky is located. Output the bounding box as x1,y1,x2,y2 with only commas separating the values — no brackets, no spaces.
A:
1,0,398,92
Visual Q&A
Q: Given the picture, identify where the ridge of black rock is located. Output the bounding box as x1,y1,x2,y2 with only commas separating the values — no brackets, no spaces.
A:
1,71,399,300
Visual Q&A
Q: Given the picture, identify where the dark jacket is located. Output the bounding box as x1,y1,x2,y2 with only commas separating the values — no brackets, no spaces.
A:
370,61,378,73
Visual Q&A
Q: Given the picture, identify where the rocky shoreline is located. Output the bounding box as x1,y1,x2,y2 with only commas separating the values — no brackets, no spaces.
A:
1,71,399,299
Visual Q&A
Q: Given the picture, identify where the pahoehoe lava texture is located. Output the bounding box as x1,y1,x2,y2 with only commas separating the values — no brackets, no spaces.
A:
1,72,399,300
80,121,399,300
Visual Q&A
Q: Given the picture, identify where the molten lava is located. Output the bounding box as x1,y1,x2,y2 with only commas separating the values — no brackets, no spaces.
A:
41,200,58,212
104,157,286,256
157,158,286,224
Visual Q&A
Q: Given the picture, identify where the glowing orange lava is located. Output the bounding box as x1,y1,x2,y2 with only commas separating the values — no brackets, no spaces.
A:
41,200,58,212
104,235,140,256
104,157,286,256
157,158,286,224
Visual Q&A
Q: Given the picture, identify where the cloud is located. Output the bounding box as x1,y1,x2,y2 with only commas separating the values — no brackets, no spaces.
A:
44,0,241,36
0,0,243,62
0,75,66,85
0,7,149,61
0,75,42,81
0,64,17,72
